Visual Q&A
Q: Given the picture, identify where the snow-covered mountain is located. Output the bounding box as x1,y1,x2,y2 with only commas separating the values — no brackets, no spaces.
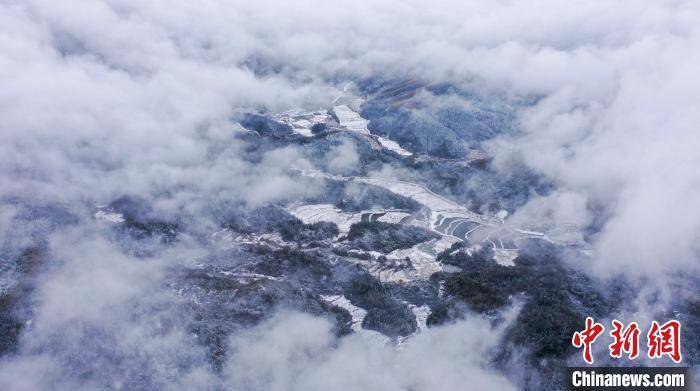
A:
2,2,700,389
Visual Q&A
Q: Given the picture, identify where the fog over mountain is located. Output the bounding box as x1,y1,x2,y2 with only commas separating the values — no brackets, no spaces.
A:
1,1,698,390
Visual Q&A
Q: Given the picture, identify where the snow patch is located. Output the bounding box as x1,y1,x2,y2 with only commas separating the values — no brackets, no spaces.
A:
94,210,125,223
493,248,518,267
218,271,279,282
332,105,370,135
288,204,359,234
288,203,414,236
272,109,331,137
332,105,412,156
211,229,285,249
343,238,461,283
321,294,391,345
321,294,366,332
410,304,431,332
376,136,413,156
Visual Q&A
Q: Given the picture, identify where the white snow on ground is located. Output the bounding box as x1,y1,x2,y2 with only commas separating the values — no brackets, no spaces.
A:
288,203,414,236
211,228,285,249
386,243,444,281
349,175,590,259
94,210,125,223
493,248,518,266
0,260,17,296
385,239,463,281
290,119,314,137
433,236,461,253
321,295,432,347
397,304,433,347
374,211,413,225
332,105,370,135
410,304,431,332
350,175,541,266
338,254,409,283
376,136,413,156
321,294,391,346
332,104,413,156
272,109,331,137
342,238,462,283
514,228,546,237
354,177,495,229
294,169,588,269
321,294,366,332
288,203,359,234
218,271,279,282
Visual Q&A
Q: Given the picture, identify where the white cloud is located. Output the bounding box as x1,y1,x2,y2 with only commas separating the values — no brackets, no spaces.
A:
326,139,360,174
1,0,699,388
225,311,515,391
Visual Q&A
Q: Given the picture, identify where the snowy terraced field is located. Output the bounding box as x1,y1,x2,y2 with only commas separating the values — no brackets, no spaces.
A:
384,238,461,281
275,99,590,346
288,203,413,235
376,136,413,156
288,204,360,234
295,169,547,266
348,176,569,260
332,105,371,135
353,177,492,226
272,110,332,137
321,295,391,345
294,168,588,270
288,195,468,281
332,104,413,156
338,238,461,283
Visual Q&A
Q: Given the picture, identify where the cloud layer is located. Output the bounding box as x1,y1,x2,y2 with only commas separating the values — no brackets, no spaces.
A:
4,0,699,274
1,0,699,389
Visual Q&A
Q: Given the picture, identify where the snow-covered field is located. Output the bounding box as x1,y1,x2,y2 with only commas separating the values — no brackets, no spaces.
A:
295,170,536,266
94,209,125,223
332,105,413,156
321,294,392,345
332,105,371,135
320,294,366,332
272,109,331,137
338,237,462,283
289,121,587,275
347,175,586,260
384,238,460,281
288,203,413,235
410,304,431,332
211,229,285,249
353,177,492,228
321,295,432,346
376,136,413,157
288,204,360,234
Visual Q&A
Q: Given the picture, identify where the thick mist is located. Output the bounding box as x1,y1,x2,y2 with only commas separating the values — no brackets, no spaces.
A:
4,0,699,274
1,0,699,389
